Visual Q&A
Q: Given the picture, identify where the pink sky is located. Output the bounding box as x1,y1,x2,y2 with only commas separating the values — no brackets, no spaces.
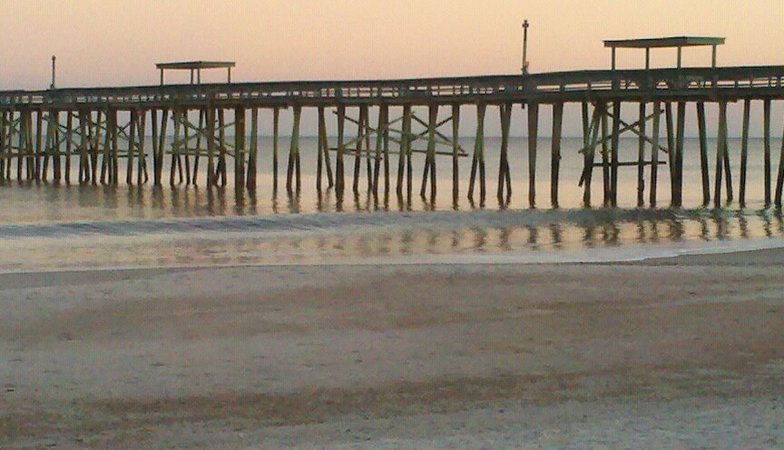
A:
1,1,782,137
2,0,783,89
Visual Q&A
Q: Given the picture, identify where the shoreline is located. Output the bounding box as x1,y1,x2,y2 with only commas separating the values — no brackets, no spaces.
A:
1,234,783,277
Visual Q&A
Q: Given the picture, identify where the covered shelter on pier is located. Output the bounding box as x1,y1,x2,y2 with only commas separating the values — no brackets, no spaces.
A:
603,36,725,70
156,61,236,85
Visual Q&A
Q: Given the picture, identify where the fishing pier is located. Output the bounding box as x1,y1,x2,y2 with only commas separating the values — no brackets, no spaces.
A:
1,36,784,209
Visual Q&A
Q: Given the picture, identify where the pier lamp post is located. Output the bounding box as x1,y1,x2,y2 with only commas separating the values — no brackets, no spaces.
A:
521,20,530,74
50,56,56,89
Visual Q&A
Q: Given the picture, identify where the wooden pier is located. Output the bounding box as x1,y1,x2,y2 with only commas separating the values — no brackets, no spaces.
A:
1,37,784,209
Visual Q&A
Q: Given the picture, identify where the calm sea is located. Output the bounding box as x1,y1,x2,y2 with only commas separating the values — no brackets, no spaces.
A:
0,137,782,272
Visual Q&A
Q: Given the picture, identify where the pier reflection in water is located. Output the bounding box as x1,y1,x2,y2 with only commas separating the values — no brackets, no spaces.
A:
0,190,781,272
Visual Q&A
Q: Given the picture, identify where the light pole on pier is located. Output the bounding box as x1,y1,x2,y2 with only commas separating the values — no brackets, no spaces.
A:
521,20,530,74
50,56,56,89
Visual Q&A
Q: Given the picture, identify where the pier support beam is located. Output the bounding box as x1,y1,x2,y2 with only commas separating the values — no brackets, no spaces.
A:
468,103,486,205
451,104,460,205
336,104,346,195
0,112,6,184
247,107,258,191
696,102,710,206
650,100,661,207
420,104,438,202
235,107,246,190
776,117,784,207
286,105,302,193
373,104,389,197
715,101,728,208
206,104,216,187
269,107,278,192
353,105,367,195
672,101,686,207
527,102,539,208
498,103,513,205
610,101,621,206
169,109,180,186
636,102,646,206
763,98,772,206
739,99,750,207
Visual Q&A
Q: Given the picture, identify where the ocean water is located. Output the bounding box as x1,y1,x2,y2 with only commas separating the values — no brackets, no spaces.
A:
0,136,783,272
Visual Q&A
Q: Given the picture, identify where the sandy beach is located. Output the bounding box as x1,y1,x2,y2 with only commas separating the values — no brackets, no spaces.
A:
1,249,783,448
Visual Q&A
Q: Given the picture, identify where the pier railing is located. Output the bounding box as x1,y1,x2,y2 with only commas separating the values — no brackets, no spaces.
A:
1,66,783,108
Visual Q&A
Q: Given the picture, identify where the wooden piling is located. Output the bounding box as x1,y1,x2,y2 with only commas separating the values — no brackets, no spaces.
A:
665,102,675,194
78,110,89,184
169,109,179,186
673,101,686,206
336,105,346,194
650,101,661,206
151,109,160,186
24,111,34,181
581,102,591,206
636,102,646,206
193,109,204,186
65,111,74,184
600,103,610,205
548,102,563,208
0,111,6,183
247,107,258,191
52,111,61,181
363,106,373,192
723,128,733,202
206,105,216,186
775,119,784,207
322,108,334,188
217,109,226,186
610,101,621,206
234,107,246,190
157,109,169,187
91,111,101,185
396,105,410,196
34,110,43,182
353,106,366,194
696,102,710,205
498,103,513,204
316,107,325,191
41,113,49,182
404,105,413,199
286,105,301,192
137,110,146,186
468,103,486,202
44,110,57,181
182,110,191,185
763,98,772,205
527,102,539,208
111,109,119,185
715,101,727,208
451,104,460,202
272,107,279,191
382,105,390,195
739,98,750,206
127,109,137,185
421,104,438,201
373,104,388,196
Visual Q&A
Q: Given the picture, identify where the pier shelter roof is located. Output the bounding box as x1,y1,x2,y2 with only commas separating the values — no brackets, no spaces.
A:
603,36,725,49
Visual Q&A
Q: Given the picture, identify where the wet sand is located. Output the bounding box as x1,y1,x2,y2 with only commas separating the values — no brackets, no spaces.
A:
1,249,783,448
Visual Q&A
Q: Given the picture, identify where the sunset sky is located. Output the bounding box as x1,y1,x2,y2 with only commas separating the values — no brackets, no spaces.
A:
2,0,783,136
